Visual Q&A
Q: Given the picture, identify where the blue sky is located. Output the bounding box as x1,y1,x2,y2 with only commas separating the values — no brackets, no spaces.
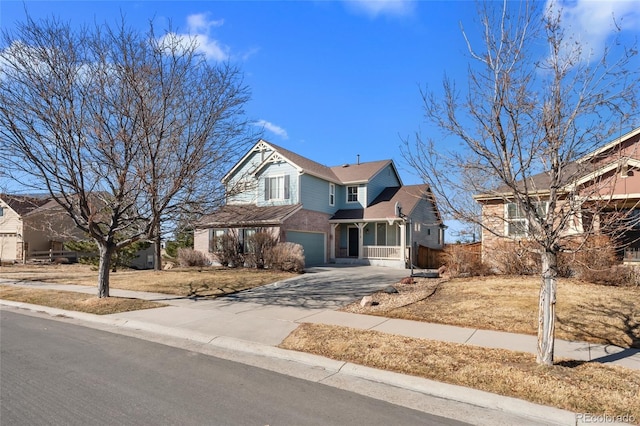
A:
2,0,639,237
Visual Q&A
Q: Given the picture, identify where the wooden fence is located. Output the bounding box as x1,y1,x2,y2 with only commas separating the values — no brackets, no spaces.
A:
28,250,79,262
416,242,482,269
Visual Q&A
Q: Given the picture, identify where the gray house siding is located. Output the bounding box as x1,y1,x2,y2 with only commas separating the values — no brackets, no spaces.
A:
367,164,402,205
257,162,299,206
226,150,268,205
300,174,337,214
335,184,366,210
409,197,443,249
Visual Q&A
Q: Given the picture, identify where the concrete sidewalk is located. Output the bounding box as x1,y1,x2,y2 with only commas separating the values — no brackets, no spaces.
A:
1,277,638,425
1,278,638,370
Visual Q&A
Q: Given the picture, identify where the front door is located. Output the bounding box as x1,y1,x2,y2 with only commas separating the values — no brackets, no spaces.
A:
348,227,359,257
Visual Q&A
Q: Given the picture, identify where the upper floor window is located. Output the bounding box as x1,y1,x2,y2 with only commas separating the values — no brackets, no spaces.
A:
347,186,358,203
329,183,335,206
264,175,290,201
506,202,548,237
0,207,4,217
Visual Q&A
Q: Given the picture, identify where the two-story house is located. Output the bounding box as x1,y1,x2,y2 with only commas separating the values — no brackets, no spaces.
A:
193,139,445,268
475,126,640,265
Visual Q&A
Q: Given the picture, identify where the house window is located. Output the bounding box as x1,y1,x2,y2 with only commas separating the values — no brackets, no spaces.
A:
209,229,226,252
506,202,548,237
264,175,290,201
242,228,256,253
0,207,3,217
329,183,335,206
347,186,358,203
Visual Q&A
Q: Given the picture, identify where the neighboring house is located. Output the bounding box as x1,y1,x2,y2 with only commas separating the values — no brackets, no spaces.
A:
0,194,83,263
0,194,155,268
475,126,640,264
194,139,445,268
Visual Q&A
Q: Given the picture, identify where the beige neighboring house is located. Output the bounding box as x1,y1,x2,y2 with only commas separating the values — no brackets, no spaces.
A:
475,126,640,265
0,194,84,263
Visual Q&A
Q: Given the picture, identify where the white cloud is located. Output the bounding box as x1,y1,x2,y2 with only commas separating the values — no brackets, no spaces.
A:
162,13,229,61
546,0,640,61
254,120,289,139
187,13,224,33
344,0,415,18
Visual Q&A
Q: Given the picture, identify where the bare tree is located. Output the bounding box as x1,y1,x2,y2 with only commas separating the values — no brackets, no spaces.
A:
0,15,251,295
403,1,639,365
122,23,252,270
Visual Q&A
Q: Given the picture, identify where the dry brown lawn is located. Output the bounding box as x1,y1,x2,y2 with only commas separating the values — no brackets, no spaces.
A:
342,276,640,348
280,323,640,421
0,285,166,314
0,263,294,297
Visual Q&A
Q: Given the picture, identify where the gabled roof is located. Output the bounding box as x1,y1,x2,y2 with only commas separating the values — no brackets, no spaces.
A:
0,194,50,216
266,142,340,183
330,160,395,185
476,126,640,202
577,126,640,163
330,184,441,223
223,139,399,186
197,204,303,227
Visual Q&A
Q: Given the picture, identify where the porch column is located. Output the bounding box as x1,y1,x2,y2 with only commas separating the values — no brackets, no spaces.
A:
330,223,338,260
356,223,366,260
399,220,407,264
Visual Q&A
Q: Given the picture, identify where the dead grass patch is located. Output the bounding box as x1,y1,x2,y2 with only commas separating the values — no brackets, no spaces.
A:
280,323,640,421
0,285,166,315
0,264,293,297
342,276,640,348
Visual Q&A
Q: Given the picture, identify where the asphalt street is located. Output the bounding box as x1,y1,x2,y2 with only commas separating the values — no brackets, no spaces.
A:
1,310,468,426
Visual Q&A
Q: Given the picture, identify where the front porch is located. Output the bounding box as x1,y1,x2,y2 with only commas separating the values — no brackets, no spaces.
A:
330,221,411,269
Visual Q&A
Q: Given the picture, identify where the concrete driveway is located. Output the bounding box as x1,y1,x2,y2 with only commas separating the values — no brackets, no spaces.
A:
221,265,409,309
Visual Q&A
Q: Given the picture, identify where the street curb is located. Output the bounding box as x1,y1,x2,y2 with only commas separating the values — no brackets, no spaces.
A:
0,299,586,425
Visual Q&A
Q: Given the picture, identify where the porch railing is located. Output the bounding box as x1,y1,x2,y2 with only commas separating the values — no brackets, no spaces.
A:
624,248,640,262
362,245,401,259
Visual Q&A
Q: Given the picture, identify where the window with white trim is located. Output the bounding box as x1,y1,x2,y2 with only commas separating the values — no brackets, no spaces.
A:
329,183,335,206
506,202,548,237
264,175,290,201
347,186,358,203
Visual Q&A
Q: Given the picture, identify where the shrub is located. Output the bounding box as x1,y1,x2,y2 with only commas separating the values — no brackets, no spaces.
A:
246,231,278,269
177,248,209,267
165,229,194,258
266,242,305,273
489,240,540,275
214,232,244,268
582,264,640,287
442,243,486,277
64,239,151,271
558,235,618,279
488,235,623,279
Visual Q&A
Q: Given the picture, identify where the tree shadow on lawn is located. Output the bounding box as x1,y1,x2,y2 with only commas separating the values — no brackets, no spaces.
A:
557,298,639,349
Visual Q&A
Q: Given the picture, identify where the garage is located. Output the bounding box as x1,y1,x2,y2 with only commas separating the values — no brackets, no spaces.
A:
286,231,326,267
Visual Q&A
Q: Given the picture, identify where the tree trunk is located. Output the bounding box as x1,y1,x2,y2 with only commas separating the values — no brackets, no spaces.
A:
97,242,115,298
537,250,558,365
154,221,162,271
